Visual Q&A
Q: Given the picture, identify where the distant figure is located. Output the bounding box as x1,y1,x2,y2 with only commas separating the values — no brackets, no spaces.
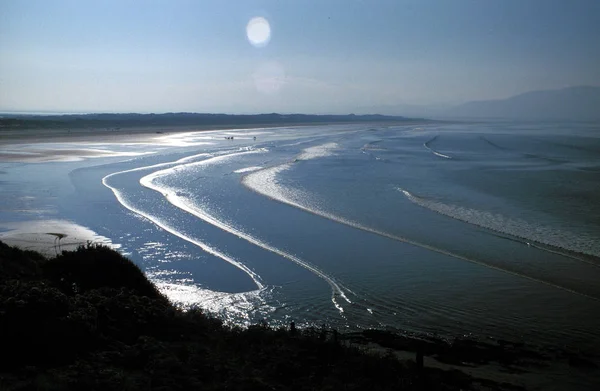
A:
253,136,256,140
290,321,296,335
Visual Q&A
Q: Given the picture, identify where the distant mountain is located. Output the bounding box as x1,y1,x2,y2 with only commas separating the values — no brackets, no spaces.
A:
0,112,414,130
448,86,600,120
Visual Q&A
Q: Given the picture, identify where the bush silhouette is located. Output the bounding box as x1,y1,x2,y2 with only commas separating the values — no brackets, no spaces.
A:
0,240,45,280
42,244,163,299
1,241,490,390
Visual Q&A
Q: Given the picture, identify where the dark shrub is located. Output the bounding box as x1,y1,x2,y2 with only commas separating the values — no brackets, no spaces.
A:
0,280,90,368
0,240,45,281
0,241,483,390
43,244,163,299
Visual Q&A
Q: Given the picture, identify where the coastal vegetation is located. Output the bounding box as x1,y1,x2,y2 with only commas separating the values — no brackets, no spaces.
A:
0,241,592,390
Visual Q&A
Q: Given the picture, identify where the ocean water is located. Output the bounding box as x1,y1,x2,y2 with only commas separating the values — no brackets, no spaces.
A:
2,121,600,352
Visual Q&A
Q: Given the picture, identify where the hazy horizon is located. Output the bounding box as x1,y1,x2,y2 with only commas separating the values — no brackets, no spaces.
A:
1,0,599,114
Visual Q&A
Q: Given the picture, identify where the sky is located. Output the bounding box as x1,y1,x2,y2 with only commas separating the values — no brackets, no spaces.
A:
1,0,599,114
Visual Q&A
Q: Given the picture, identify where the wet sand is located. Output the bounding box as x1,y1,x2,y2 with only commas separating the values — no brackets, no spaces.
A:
0,120,428,144
0,120,429,162
0,220,118,257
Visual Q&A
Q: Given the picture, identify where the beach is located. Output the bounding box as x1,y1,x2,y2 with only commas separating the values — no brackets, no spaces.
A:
2,120,600,389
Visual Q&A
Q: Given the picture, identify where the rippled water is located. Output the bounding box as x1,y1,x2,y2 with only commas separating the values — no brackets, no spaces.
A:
2,121,600,351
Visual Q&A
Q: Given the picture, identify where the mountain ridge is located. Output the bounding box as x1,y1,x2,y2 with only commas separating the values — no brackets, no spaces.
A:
448,86,600,120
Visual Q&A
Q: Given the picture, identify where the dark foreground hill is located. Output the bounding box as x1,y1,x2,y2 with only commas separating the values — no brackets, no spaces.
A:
2,241,593,390
0,242,452,390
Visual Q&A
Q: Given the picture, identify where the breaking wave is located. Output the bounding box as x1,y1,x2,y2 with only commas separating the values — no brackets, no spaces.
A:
139,151,352,314
234,166,263,174
241,145,600,300
424,135,452,159
397,188,600,261
102,151,265,291
296,142,339,160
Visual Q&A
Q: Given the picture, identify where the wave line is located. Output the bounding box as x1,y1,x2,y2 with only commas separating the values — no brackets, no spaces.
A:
102,152,265,290
140,158,352,314
242,166,599,301
424,135,452,159
397,188,600,263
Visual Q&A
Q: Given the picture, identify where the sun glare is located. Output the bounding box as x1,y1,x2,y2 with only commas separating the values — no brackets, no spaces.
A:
246,17,271,48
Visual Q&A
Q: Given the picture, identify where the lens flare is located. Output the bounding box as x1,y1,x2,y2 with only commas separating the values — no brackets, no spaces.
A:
246,17,271,48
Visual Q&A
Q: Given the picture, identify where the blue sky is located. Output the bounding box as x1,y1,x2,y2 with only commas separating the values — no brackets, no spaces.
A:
1,0,599,113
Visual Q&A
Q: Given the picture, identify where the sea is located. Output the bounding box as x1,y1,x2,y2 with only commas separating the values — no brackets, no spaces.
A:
2,120,600,353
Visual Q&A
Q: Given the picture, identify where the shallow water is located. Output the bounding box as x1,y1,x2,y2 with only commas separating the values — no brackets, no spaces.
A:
2,121,600,351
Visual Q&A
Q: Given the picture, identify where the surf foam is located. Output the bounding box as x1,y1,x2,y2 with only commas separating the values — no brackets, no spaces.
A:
102,151,265,291
241,144,600,300
234,166,263,174
296,142,339,160
140,152,351,314
397,188,600,260
424,135,452,159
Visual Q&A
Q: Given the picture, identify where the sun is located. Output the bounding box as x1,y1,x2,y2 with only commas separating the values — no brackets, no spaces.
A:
246,17,271,48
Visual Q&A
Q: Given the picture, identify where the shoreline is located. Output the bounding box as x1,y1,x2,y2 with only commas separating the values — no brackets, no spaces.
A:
0,119,437,146
0,219,118,257
0,120,435,163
